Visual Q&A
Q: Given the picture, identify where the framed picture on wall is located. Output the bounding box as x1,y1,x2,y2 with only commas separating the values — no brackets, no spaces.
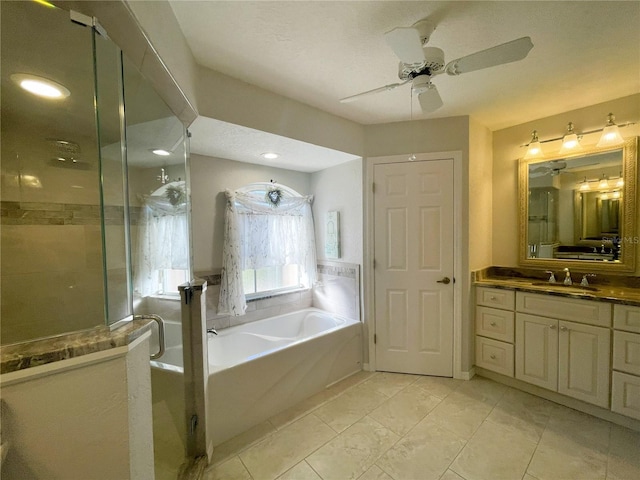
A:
325,211,340,259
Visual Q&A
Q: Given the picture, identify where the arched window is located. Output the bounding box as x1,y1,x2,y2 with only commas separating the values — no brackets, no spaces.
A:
135,181,189,297
218,182,317,316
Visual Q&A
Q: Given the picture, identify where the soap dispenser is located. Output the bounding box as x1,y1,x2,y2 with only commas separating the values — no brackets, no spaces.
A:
563,267,572,286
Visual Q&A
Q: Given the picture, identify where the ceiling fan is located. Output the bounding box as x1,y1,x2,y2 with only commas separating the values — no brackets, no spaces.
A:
340,20,534,113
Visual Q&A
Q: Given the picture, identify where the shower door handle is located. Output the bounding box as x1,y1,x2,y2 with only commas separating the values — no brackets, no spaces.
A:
134,314,166,360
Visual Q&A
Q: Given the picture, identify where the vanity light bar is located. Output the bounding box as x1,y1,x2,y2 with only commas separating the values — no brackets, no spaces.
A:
521,113,636,154
576,176,624,190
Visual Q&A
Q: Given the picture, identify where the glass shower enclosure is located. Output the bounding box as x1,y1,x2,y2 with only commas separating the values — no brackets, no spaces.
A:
1,0,191,475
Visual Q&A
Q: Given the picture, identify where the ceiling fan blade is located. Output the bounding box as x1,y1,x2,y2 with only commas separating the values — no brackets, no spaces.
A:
384,27,425,64
418,83,443,112
445,36,533,75
339,80,410,103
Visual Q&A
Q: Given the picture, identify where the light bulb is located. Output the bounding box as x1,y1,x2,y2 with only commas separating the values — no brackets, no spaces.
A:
579,178,591,191
524,130,544,159
597,113,624,147
598,175,609,189
559,122,581,154
612,191,621,199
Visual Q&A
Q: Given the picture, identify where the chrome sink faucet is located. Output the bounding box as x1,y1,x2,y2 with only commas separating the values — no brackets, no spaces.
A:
545,270,557,283
207,327,218,335
563,267,572,285
581,274,596,287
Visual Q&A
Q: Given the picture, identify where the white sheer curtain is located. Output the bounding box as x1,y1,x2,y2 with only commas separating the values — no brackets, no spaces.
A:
218,185,317,316
135,183,188,297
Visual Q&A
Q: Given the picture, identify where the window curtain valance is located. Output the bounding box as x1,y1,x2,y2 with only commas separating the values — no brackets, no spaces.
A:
218,185,317,316
135,182,188,297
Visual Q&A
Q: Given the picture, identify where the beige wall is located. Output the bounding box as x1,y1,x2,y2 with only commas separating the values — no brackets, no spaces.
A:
468,118,493,271
310,159,363,266
493,94,640,274
124,0,199,111
189,154,311,273
196,66,364,157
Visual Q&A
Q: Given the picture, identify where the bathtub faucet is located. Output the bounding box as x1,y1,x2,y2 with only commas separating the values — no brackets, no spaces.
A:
207,327,218,335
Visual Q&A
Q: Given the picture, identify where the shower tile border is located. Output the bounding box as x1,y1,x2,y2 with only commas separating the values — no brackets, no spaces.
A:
0,201,141,226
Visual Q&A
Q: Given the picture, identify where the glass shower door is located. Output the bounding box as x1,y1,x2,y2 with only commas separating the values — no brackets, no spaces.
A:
121,53,191,478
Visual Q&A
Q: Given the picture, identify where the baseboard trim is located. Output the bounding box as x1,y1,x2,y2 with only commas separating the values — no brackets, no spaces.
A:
456,366,476,381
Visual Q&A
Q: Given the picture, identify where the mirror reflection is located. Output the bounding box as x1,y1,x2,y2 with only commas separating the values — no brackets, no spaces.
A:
520,138,637,272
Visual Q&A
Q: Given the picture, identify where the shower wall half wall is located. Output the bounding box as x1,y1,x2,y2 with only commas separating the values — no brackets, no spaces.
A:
0,1,124,343
1,0,191,342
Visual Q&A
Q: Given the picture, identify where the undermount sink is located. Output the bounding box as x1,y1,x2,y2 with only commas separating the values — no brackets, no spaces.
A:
529,282,599,292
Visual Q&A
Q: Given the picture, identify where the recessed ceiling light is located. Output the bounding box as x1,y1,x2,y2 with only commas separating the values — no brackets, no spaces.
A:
11,73,70,99
152,149,171,156
33,0,57,8
261,152,279,160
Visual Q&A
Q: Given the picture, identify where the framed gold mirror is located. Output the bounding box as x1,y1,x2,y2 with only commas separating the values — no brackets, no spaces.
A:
519,137,637,272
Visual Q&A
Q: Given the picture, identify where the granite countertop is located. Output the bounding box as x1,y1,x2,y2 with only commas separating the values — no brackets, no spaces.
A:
0,318,154,375
474,266,640,307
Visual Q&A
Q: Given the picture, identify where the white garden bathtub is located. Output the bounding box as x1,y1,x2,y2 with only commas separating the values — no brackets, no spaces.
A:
207,308,362,446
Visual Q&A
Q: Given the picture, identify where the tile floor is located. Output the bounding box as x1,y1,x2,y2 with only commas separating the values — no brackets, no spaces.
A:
202,371,640,480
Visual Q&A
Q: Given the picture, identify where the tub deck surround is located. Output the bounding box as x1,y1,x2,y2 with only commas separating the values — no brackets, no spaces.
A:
473,266,640,307
0,318,154,374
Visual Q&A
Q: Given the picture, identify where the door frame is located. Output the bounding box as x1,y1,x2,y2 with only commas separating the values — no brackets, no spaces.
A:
364,151,464,378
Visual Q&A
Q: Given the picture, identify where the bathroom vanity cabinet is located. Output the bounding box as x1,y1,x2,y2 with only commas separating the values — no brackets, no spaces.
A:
612,304,640,419
475,286,639,419
475,287,515,377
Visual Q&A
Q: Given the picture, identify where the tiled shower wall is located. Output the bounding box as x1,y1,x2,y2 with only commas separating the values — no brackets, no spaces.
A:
200,260,360,331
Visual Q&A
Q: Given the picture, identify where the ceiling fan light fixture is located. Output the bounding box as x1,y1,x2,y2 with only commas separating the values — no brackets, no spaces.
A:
596,113,624,148
524,130,544,159
559,122,581,154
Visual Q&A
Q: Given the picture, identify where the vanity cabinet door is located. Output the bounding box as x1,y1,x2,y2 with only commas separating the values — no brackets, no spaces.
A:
558,321,611,408
515,313,558,391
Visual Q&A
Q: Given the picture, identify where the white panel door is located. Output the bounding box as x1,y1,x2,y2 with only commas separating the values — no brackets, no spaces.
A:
373,159,454,376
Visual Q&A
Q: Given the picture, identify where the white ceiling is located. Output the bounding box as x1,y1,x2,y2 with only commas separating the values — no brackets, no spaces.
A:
169,0,640,169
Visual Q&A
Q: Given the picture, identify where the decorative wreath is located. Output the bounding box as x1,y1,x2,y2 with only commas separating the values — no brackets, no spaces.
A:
266,188,283,207
165,184,186,206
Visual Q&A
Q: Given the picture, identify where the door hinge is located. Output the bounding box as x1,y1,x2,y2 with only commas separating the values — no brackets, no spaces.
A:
373,259,376,269
372,182,375,193
374,333,377,344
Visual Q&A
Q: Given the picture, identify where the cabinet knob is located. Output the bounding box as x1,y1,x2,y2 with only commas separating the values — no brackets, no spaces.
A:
490,296,497,301
490,354,496,359
490,321,497,326
549,324,556,329
560,326,568,332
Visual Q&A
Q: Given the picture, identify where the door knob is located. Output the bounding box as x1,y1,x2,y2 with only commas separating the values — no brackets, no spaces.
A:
437,277,451,284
